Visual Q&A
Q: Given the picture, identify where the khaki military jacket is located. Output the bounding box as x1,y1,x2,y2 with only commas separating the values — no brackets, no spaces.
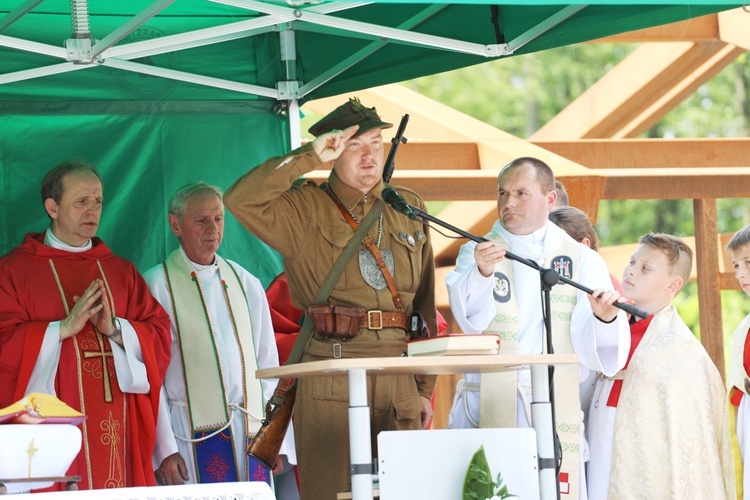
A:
224,143,437,397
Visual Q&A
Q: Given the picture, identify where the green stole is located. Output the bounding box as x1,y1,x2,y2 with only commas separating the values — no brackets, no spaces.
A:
163,249,263,482
479,231,581,498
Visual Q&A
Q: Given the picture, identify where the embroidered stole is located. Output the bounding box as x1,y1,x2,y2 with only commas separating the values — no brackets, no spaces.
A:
163,250,265,483
479,232,581,499
49,258,127,489
730,313,750,398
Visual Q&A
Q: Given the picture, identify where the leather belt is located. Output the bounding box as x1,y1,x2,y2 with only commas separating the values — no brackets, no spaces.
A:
360,310,408,330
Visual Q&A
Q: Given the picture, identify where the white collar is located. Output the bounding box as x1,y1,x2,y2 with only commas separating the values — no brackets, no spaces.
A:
514,224,547,245
44,228,92,253
179,246,218,273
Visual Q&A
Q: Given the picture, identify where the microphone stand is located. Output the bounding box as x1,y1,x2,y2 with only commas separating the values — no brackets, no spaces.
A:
393,202,646,500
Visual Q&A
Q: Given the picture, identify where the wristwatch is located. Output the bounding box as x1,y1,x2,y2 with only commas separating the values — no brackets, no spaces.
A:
103,318,122,340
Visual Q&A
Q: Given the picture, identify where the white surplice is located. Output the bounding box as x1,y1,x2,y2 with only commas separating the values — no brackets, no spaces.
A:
144,248,296,484
445,220,630,499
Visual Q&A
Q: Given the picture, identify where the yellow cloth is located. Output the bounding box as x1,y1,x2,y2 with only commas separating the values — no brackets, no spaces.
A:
0,392,85,424
608,304,735,499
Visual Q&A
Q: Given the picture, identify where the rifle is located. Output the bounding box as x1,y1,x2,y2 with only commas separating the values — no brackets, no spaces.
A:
248,377,297,469
382,114,409,183
248,202,387,469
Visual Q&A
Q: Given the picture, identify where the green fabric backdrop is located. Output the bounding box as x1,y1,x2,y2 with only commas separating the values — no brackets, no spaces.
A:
0,100,289,287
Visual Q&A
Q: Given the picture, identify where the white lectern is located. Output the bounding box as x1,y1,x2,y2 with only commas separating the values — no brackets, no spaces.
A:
257,353,577,500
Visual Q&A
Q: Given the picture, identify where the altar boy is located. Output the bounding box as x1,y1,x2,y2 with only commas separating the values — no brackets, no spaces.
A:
587,233,734,499
728,224,750,499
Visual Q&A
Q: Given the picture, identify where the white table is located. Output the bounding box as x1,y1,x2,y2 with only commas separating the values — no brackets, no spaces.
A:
4,481,275,499
257,353,577,500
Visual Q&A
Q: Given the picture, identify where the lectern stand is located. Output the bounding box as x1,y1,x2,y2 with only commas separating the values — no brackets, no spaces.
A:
257,353,577,500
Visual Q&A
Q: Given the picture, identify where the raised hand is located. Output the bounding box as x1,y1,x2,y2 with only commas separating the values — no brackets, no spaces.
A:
312,125,360,162
474,241,506,278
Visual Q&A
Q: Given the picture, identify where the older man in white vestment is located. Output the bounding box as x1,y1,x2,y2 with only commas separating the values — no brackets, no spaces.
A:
144,182,296,491
445,157,630,499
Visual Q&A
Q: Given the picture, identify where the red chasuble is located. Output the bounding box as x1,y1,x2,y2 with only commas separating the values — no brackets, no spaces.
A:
0,233,171,490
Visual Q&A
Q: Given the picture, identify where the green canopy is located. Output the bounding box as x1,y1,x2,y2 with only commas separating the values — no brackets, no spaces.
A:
0,1,740,284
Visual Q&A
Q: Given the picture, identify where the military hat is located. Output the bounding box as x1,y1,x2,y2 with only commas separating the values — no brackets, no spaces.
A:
308,97,393,137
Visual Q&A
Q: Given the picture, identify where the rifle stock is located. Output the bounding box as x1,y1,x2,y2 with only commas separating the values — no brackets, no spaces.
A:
248,378,297,469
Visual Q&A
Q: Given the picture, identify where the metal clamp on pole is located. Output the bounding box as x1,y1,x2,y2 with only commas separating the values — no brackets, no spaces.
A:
349,460,378,476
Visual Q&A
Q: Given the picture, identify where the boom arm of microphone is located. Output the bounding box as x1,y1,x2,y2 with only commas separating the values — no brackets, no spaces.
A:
400,203,648,320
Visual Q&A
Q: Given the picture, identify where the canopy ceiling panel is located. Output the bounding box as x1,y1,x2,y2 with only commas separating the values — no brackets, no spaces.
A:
0,1,740,102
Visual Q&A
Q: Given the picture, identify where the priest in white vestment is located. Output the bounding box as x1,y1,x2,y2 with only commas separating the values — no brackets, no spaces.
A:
144,182,296,491
446,158,630,499
586,233,734,499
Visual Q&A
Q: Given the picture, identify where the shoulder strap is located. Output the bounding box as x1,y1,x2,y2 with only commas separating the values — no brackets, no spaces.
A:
285,199,386,366
326,190,403,311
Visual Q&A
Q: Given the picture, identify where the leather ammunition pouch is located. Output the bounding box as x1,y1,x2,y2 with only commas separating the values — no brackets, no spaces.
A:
308,305,365,340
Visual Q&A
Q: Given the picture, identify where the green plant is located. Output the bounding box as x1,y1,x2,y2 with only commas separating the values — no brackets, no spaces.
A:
462,445,516,500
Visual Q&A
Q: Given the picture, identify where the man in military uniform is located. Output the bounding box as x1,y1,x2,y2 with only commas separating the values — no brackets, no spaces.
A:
224,98,436,499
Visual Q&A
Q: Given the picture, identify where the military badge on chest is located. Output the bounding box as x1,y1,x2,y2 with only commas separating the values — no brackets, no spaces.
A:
552,255,573,279
359,249,394,290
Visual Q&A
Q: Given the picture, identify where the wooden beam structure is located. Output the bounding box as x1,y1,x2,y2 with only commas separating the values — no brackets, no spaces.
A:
694,199,725,378
534,138,750,169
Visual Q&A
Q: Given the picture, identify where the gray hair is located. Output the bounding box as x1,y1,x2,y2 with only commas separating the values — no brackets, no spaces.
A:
168,181,223,220
727,224,750,252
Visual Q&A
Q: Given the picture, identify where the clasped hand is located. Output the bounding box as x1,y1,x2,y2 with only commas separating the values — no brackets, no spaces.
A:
59,279,114,341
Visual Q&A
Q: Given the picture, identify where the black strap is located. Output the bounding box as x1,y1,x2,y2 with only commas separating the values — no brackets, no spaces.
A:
490,5,505,44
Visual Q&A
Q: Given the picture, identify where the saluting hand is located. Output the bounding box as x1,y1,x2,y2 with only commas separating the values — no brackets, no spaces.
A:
312,125,359,162
475,241,506,278
59,280,105,341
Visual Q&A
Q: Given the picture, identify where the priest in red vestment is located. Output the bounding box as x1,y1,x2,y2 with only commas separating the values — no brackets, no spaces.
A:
0,160,171,490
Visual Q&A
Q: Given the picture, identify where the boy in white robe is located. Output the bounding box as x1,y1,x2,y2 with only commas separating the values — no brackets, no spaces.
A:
727,224,750,499
587,233,734,499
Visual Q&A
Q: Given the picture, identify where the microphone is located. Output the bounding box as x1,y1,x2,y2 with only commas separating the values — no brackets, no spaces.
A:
382,187,418,221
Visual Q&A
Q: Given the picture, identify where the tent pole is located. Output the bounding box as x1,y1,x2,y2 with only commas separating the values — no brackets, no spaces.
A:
279,28,301,149
288,99,301,149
